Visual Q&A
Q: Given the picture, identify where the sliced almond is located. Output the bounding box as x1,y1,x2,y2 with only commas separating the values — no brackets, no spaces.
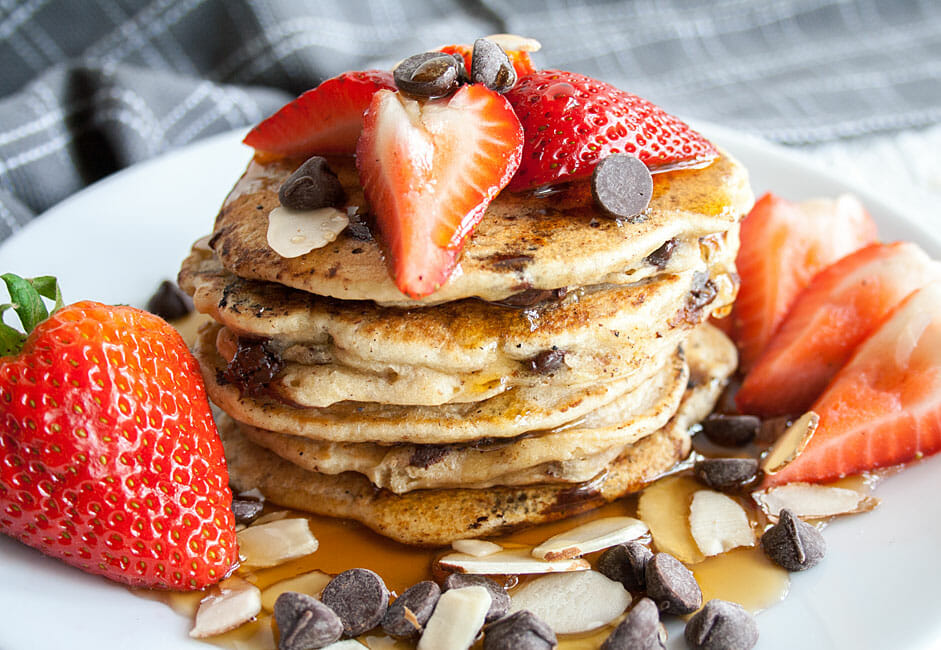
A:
237,518,319,568
417,586,491,650
531,516,648,560
323,641,368,649
259,569,332,612
267,206,349,258
637,475,705,564
689,490,755,557
509,570,631,634
251,509,290,526
438,547,589,575
760,411,818,475
451,539,503,557
484,33,542,52
753,483,879,520
189,576,262,638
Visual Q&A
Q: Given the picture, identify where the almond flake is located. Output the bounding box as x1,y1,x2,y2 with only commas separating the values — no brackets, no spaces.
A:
251,509,290,526
637,475,705,563
417,586,491,650
484,33,542,52
267,206,349,258
531,516,648,560
753,483,880,520
323,641,368,649
189,576,262,638
688,490,755,556
438,547,590,575
237,518,319,568
451,539,503,557
260,569,332,612
509,570,631,634
761,411,819,475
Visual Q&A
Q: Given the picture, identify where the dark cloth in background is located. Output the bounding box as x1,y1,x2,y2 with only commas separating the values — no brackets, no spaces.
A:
0,0,939,240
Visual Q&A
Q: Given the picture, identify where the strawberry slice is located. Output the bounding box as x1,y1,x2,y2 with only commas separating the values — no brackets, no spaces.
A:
504,69,718,191
737,242,940,417
765,283,941,487
243,70,395,157
731,193,878,372
440,43,536,79
356,85,523,298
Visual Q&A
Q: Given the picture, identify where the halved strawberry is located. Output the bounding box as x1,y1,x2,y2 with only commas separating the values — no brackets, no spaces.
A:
731,193,878,372
737,242,940,417
439,43,536,80
243,70,395,157
764,283,941,486
356,85,523,298
504,70,718,191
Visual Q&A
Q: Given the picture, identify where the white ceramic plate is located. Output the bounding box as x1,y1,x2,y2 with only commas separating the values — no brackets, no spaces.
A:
0,127,939,650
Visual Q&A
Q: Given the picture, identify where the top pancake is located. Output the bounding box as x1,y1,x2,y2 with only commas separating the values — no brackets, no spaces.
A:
210,151,752,306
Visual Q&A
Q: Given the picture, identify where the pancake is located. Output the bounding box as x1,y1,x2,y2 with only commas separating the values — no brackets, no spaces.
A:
218,346,724,546
183,245,736,406
196,322,679,444
209,152,751,306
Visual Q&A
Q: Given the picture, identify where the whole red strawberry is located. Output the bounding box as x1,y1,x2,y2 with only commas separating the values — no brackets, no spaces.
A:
0,275,237,590
504,70,718,190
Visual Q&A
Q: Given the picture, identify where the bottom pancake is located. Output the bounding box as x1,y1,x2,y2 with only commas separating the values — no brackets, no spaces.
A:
219,326,733,546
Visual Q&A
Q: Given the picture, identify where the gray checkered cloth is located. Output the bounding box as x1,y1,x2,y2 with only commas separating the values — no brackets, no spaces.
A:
0,0,939,241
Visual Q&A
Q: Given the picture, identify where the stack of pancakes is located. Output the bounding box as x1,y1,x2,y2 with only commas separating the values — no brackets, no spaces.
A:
179,152,753,546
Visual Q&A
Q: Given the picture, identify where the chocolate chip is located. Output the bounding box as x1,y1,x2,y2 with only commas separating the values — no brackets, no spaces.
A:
321,568,390,637
145,280,193,321
528,349,565,374
230,497,264,525
597,541,652,591
645,239,677,269
278,156,346,211
591,154,653,221
409,445,449,469
601,597,664,650
443,574,509,622
685,599,759,650
394,52,461,98
483,610,556,650
645,553,702,615
760,509,826,571
701,414,760,447
470,38,517,93
689,271,718,311
451,53,470,84
694,458,759,491
345,210,373,241
273,592,343,650
494,288,558,308
382,581,440,639
222,337,284,396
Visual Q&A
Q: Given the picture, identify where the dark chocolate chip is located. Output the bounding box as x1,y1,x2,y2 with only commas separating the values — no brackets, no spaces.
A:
591,154,653,221
230,497,264,525
645,239,677,269
223,337,283,391
222,337,284,396
273,591,343,650
452,53,470,84
470,38,517,93
409,445,449,469
689,271,718,311
694,458,759,491
394,51,461,98
145,280,193,321
320,568,390,637
494,288,558,308
601,597,664,650
645,553,702,615
443,574,509,622
760,509,826,571
381,580,440,639
597,541,652,591
528,349,565,374
278,156,346,211
701,414,760,447
483,610,557,650
345,210,373,241
685,599,759,650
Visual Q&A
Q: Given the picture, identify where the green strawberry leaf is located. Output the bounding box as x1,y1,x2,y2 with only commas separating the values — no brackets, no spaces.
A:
0,273,64,356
